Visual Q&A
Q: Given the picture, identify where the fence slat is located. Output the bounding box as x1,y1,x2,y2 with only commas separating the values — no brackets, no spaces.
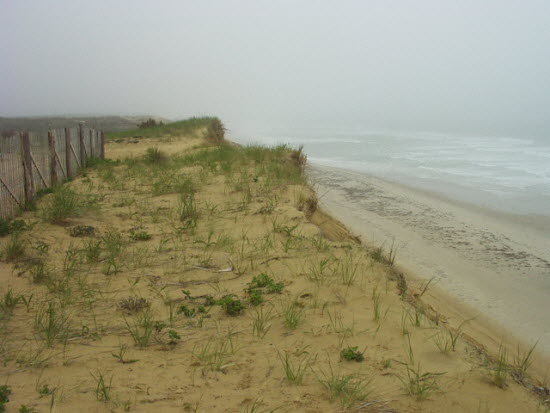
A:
48,131,58,186
79,124,86,168
89,129,94,158
65,128,74,178
100,131,105,159
20,132,35,203
30,152,48,187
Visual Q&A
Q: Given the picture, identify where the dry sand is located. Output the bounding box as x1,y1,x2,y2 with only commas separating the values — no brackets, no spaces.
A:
309,164,550,365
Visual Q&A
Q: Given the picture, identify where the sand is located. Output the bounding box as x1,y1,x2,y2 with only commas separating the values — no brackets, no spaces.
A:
0,132,548,412
309,164,550,365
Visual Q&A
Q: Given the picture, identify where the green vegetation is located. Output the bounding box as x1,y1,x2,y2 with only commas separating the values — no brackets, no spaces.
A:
340,346,365,362
106,117,220,140
217,295,245,316
0,385,11,412
39,186,96,224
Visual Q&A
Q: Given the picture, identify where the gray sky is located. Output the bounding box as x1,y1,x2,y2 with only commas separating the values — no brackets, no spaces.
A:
1,0,549,137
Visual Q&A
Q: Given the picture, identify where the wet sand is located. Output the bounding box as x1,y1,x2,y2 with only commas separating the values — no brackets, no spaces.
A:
309,164,550,363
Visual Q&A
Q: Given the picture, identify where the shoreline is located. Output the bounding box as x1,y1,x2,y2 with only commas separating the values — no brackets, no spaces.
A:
308,162,550,374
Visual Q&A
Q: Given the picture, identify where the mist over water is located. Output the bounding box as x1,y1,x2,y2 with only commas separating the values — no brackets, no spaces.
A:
232,127,550,216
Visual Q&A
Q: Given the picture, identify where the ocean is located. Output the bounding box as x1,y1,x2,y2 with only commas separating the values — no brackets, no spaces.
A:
232,127,550,217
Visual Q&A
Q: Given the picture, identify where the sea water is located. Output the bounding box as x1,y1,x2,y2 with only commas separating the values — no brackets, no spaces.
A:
232,127,550,217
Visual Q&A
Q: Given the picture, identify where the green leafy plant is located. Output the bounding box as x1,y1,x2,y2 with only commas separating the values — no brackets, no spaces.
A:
218,295,244,316
129,230,152,241
340,346,365,362
0,385,11,412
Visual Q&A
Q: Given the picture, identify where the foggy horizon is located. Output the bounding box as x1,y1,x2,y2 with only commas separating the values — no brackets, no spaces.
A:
2,1,550,139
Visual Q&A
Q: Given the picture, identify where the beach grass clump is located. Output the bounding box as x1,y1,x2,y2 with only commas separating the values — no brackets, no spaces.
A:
396,363,444,400
177,193,199,230
1,232,26,262
143,147,168,164
0,288,22,318
34,301,70,347
124,308,155,347
39,186,96,224
314,363,372,408
278,350,311,385
251,306,273,339
513,341,538,381
90,370,113,402
281,299,305,329
492,344,509,388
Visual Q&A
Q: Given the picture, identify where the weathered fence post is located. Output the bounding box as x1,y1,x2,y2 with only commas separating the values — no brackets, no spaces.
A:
48,130,58,186
89,129,94,158
100,131,105,159
20,132,35,204
79,123,86,168
65,128,73,179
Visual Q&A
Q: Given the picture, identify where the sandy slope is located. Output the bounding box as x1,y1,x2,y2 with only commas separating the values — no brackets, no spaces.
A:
309,164,550,365
0,134,547,412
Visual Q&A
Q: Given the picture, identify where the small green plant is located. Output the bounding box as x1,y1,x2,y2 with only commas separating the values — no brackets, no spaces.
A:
167,329,181,345
38,384,52,396
246,273,283,294
193,336,233,372
372,287,382,321
2,232,25,262
281,299,305,329
129,230,152,241
340,346,365,362
177,193,199,230
218,295,245,316
18,405,36,413
0,288,21,316
314,362,371,408
0,218,26,237
248,289,264,306
90,370,113,402
177,304,199,318
69,225,95,237
251,306,273,339
0,385,11,412
513,341,538,381
277,351,311,385
492,344,509,389
81,239,102,263
111,343,138,364
124,309,155,347
34,301,70,347
396,363,443,401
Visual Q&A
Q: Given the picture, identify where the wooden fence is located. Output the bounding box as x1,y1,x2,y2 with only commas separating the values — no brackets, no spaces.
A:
0,124,104,220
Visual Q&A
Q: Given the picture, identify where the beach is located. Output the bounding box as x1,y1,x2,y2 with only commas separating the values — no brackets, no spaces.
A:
309,163,550,364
